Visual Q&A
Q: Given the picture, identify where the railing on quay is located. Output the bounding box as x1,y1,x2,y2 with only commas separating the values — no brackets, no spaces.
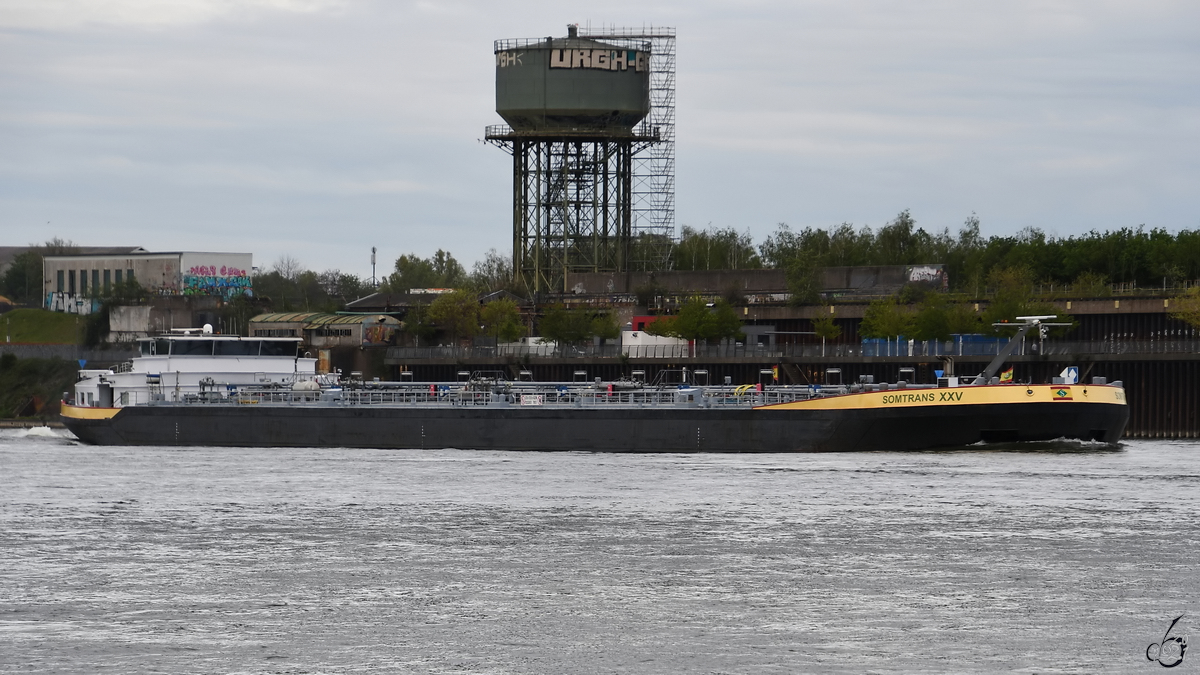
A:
387,338,1200,362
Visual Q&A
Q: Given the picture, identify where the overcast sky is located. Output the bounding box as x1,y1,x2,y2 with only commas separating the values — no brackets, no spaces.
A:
2,0,1197,280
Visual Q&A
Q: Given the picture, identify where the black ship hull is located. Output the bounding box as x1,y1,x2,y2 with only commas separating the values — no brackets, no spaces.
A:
62,395,1129,452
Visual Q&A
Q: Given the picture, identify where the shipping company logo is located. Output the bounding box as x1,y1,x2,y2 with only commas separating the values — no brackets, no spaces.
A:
1146,615,1188,668
1053,387,1073,401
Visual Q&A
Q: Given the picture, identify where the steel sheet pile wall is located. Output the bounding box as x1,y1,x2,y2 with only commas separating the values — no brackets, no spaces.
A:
1097,360,1199,438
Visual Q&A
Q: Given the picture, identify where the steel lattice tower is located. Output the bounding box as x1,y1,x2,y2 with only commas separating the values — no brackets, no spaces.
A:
486,26,676,295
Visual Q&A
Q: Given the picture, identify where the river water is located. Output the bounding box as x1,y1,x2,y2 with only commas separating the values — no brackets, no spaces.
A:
1,429,1197,674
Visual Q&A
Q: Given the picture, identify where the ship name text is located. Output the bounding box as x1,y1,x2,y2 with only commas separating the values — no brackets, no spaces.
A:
881,391,965,405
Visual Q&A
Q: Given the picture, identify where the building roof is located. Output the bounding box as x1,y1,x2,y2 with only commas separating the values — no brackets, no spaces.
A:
42,249,253,261
249,312,401,327
308,314,400,326
0,246,147,273
345,292,453,312
480,290,528,305
249,312,325,323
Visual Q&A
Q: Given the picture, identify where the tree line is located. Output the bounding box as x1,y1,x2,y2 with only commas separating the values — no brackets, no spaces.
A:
665,212,1200,299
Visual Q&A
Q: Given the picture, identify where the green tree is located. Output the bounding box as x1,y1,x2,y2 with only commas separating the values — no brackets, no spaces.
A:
910,294,980,341
318,270,371,303
479,297,525,342
1169,286,1200,330
859,298,913,338
470,249,520,294
84,280,150,348
0,356,79,420
590,311,621,342
629,232,674,272
537,305,597,347
1071,271,1110,298
427,290,479,343
647,298,744,342
2,238,78,304
812,314,842,341
219,293,260,336
980,266,1036,334
251,271,298,310
384,250,466,292
758,216,1200,297
401,303,438,346
812,313,842,356
672,226,761,271
252,257,366,312
785,252,822,305
2,251,43,304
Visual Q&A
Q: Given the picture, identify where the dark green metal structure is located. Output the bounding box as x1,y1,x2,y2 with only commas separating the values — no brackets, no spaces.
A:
487,26,667,295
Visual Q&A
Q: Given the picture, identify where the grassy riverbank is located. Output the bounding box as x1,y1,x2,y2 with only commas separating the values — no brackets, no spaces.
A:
2,309,85,344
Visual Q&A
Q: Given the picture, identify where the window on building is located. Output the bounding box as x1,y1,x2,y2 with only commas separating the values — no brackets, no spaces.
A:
127,268,135,282
115,269,123,284
79,271,88,294
103,269,111,291
92,270,100,292
68,270,76,294
56,270,64,293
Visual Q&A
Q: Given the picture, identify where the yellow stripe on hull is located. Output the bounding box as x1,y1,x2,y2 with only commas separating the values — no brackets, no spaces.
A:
757,384,1127,411
60,403,122,420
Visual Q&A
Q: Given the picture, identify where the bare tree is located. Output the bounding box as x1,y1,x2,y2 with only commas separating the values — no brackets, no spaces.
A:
271,255,303,282
470,248,515,292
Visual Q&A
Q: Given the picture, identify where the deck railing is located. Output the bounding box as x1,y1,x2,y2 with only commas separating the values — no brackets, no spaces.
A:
174,383,827,409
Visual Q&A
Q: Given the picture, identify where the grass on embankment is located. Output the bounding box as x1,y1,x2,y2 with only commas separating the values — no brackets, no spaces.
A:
1,308,85,344
0,354,79,419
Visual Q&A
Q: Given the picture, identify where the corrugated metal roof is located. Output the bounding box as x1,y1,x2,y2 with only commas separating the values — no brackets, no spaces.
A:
250,312,325,323
306,314,400,326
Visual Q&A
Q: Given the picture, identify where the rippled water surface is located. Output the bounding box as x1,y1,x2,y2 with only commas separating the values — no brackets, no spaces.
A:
2,429,1198,674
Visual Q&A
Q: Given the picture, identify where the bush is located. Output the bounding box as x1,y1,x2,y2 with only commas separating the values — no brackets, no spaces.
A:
0,356,79,418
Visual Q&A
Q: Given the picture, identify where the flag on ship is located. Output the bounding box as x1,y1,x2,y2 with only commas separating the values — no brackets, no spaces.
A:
999,367,1014,383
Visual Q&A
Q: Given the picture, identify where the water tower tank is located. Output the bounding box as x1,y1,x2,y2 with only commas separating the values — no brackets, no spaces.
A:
495,25,650,133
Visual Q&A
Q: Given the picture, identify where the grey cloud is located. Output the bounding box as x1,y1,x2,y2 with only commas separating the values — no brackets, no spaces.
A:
1,0,1197,277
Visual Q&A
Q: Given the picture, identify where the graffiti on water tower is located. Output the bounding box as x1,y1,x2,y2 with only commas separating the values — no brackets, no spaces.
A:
496,49,647,72
182,265,253,299
547,48,646,72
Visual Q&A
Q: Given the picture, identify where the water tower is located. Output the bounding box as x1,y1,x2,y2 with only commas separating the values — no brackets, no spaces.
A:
486,25,676,294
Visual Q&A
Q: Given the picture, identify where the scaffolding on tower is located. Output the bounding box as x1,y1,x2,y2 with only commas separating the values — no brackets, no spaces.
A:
579,26,676,273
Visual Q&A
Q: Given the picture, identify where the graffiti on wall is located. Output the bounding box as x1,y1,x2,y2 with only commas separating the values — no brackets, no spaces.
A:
363,325,396,346
46,292,99,315
182,265,253,299
907,265,948,290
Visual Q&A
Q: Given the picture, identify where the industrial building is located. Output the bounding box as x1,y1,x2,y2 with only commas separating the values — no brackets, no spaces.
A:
42,250,253,314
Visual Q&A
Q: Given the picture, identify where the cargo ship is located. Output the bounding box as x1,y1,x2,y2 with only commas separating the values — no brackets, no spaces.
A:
61,318,1129,452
